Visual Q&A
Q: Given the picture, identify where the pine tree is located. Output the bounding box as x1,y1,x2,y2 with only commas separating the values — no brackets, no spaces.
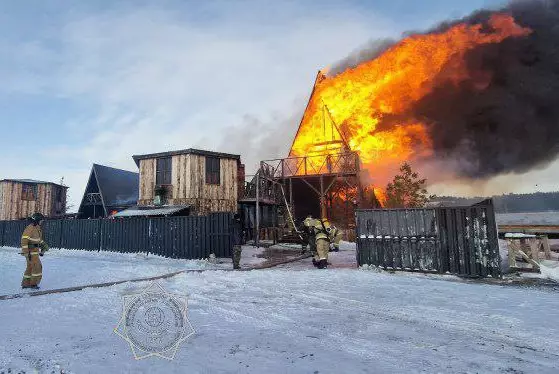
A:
385,162,434,208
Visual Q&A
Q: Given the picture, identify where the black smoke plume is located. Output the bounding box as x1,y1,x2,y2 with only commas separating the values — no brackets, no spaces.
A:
415,0,559,177
336,0,559,179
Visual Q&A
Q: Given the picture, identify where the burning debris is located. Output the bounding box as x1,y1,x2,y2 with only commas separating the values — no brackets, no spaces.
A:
289,0,559,194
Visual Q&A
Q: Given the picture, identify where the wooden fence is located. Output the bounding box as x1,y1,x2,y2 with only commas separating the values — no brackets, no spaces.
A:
0,212,234,259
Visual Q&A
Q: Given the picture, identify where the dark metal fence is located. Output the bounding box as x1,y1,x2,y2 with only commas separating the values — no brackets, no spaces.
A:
0,213,234,259
356,200,501,278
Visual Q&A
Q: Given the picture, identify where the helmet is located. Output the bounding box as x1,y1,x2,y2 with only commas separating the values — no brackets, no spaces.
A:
303,217,315,227
30,212,45,224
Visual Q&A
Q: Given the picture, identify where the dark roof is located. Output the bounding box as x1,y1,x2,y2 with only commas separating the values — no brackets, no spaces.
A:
0,179,68,188
132,148,241,167
92,164,139,207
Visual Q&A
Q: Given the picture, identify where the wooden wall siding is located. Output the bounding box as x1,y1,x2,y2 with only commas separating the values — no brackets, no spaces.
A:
172,154,191,201
50,185,67,217
0,182,67,220
188,155,237,201
0,183,4,219
137,154,238,214
138,159,156,202
237,164,245,200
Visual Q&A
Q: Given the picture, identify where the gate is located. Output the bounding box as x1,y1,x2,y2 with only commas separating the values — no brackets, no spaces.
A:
356,199,500,277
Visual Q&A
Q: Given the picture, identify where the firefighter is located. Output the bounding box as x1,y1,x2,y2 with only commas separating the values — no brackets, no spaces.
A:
302,215,317,256
311,217,332,269
21,212,49,289
329,225,343,252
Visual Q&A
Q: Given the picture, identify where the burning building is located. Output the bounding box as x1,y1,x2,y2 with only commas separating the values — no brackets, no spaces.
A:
250,0,559,237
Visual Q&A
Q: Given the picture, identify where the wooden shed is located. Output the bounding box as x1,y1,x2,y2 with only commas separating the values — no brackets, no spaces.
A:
132,148,244,215
0,179,68,220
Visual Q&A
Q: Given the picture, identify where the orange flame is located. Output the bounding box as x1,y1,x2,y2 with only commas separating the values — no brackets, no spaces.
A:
289,14,532,199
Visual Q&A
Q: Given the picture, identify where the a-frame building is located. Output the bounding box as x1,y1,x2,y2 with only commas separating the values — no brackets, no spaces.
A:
244,72,365,242
288,71,352,158
78,164,139,218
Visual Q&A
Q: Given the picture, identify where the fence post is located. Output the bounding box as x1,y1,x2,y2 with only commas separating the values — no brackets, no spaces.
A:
98,219,103,252
58,219,64,249
355,212,360,266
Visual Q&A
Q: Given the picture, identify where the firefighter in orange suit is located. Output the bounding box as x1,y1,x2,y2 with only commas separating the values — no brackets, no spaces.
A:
21,212,49,289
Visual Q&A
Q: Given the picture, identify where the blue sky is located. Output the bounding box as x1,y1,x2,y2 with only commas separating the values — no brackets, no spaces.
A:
4,0,554,209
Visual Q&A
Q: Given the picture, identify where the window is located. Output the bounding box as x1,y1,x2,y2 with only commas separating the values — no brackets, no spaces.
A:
156,157,172,185
21,183,37,201
205,157,220,185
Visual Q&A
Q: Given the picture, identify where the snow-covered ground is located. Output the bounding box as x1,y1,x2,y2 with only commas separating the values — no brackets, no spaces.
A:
0,246,269,295
1,244,559,373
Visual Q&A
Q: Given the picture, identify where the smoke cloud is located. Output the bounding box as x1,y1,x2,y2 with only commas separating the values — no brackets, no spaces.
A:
329,38,395,75
331,0,559,182
414,0,559,178
217,109,303,176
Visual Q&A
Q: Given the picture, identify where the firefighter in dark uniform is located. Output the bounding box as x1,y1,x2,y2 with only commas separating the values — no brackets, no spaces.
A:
21,212,49,289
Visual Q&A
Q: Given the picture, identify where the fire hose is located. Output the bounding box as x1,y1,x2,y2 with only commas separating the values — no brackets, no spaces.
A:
279,184,304,241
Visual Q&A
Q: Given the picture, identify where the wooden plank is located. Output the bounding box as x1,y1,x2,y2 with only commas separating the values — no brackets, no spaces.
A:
517,247,541,269
542,235,552,260
138,158,156,204
528,238,540,262
507,239,518,268
172,154,180,200
499,224,559,235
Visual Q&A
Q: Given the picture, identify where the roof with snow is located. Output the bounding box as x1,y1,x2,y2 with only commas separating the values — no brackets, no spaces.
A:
112,205,190,217
132,148,241,167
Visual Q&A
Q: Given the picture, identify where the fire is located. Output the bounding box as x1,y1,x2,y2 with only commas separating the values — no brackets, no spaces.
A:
373,187,387,207
289,14,532,201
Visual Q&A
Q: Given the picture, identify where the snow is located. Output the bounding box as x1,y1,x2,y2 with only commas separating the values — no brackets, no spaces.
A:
504,233,537,238
538,262,559,283
1,244,559,373
0,245,270,295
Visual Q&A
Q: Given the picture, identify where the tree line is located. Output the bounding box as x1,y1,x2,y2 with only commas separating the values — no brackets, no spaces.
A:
377,162,559,213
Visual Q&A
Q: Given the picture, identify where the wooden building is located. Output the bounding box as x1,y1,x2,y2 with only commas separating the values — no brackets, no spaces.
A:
77,164,139,219
132,148,244,215
0,179,68,220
